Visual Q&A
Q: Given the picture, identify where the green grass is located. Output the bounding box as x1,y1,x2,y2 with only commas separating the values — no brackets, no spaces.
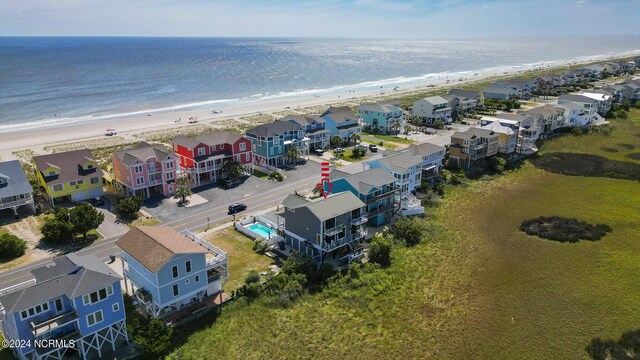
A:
333,148,370,162
252,169,270,179
539,109,640,164
362,131,416,144
205,228,275,291
0,227,7,236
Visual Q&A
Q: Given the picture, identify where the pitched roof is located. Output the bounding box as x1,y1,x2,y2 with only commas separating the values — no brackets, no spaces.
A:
0,160,33,198
321,106,358,124
420,96,449,105
246,121,302,138
453,127,497,140
33,149,103,186
483,87,514,95
331,167,397,194
374,152,423,173
448,89,479,99
277,115,325,127
580,92,612,101
173,131,245,149
357,102,402,114
520,104,565,117
115,226,208,273
0,254,120,314
283,192,365,221
408,142,445,157
480,122,515,135
114,142,174,166
558,94,598,104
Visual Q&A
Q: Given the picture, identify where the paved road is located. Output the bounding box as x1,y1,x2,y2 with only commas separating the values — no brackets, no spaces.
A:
0,174,320,291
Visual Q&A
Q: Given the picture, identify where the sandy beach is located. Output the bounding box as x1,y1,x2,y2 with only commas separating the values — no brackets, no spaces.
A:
0,53,634,161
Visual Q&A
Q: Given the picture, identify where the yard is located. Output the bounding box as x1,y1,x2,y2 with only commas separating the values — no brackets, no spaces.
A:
361,131,415,145
204,228,275,291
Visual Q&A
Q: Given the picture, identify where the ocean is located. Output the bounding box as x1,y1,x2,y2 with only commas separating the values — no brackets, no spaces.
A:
1,36,639,133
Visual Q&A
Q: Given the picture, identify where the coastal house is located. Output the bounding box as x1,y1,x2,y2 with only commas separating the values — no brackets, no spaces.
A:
406,142,446,181
622,81,640,103
560,71,578,85
482,86,516,100
616,61,635,73
449,128,499,168
277,115,329,151
116,226,228,318
448,89,483,107
412,96,452,125
580,92,613,115
172,131,253,186
604,62,621,76
33,149,104,205
446,89,482,119
580,64,606,79
0,253,127,360
320,106,363,142
488,112,545,153
535,75,555,91
490,79,537,97
365,152,424,216
278,192,367,265
330,168,399,227
557,94,600,125
245,122,309,169
112,143,177,198
478,121,517,156
356,102,404,134
518,104,566,134
601,85,626,104
0,160,35,216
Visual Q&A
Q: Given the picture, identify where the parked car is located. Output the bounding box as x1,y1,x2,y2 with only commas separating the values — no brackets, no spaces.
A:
220,178,241,189
368,144,378,152
334,147,345,154
228,203,247,214
90,197,105,206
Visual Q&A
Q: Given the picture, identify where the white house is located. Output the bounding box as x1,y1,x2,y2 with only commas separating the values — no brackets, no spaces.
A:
412,96,452,125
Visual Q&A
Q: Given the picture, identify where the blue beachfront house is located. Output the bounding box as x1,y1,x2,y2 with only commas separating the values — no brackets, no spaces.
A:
0,254,127,360
356,102,404,134
116,226,228,319
330,168,400,226
277,115,329,151
366,151,424,216
320,106,363,142
245,121,309,168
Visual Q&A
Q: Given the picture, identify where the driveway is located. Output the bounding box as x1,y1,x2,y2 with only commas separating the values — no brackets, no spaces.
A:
96,199,130,238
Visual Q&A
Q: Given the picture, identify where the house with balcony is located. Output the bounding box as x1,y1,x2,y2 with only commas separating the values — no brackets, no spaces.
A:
449,128,499,168
485,113,542,153
277,115,329,151
0,160,35,216
478,122,517,156
518,104,566,134
601,85,626,104
580,91,613,115
446,89,483,119
580,64,606,79
320,106,363,141
33,149,104,205
557,94,600,125
491,79,537,97
112,143,177,198
330,168,399,227
483,86,516,100
245,121,309,169
0,253,127,360
365,152,424,216
622,81,640,103
406,142,446,182
412,96,452,125
278,192,367,265
356,102,404,134
116,226,228,318
173,131,253,186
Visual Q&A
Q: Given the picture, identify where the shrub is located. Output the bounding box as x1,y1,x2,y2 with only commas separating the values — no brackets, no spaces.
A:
134,318,174,358
368,234,392,267
0,234,27,260
487,157,507,174
391,217,425,247
243,282,263,300
41,218,74,244
351,147,367,158
268,171,284,182
252,239,269,254
118,196,144,218
245,270,261,285
520,216,612,243
634,102,640,109
571,127,585,136
69,204,104,239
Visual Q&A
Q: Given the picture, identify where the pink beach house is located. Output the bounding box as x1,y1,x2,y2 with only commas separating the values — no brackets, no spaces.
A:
113,143,178,198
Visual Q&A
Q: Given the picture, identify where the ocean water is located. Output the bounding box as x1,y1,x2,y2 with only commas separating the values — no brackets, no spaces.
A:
1,36,639,132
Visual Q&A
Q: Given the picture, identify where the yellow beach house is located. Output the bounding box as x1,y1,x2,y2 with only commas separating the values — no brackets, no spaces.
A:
33,149,104,205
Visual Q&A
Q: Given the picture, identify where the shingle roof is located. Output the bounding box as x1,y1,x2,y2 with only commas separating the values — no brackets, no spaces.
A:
448,89,479,99
480,122,515,135
246,121,302,138
115,226,208,273
0,160,33,199
114,143,174,166
408,142,445,157
520,104,565,117
375,152,423,173
483,87,514,95
283,192,365,221
0,254,120,314
173,131,244,149
321,106,358,124
453,127,497,140
331,167,397,194
33,149,103,186
357,102,402,114
277,115,326,127
558,94,598,104
421,96,449,105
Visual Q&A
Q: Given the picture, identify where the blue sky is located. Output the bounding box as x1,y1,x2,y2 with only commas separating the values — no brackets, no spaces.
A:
0,0,638,37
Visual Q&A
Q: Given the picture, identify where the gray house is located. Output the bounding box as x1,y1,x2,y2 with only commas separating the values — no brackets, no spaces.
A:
0,160,35,216
278,192,367,265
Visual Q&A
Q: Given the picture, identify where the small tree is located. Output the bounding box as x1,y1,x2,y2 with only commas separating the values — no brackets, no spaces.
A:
41,218,74,244
285,145,299,168
368,233,392,267
433,119,444,129
134,318,174,359
349,134,360,148
0,234,27,260
221,160,243,181
392,121,401,137
118,196,143,218
173,176,192,204
487,157,507,174
330,135,343,149
392,217,425,247
245,270,261,285
70,203,104,239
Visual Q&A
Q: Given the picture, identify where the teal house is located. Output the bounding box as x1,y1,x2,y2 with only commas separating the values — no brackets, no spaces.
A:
356,102,404,134
245,121,309,168
330,168,399,226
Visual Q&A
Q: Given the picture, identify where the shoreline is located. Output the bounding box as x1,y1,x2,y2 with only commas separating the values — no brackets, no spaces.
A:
0,51,638,160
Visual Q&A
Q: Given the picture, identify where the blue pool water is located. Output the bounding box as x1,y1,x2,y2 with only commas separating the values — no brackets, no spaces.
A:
248,223,273,238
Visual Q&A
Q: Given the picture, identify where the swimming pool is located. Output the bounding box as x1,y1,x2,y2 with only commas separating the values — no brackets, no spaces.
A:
248,223,274,238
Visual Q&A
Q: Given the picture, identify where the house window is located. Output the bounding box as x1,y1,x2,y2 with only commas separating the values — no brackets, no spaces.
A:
185,279,190,284
136,177,144,185
77,180,84,185
173,284,179,297
55,298,63,313
198,147,205,156
166,172,174,180
82,285,113,305
172,265,178,278
185,261,192,273
87,164,94,169
20,302,50,320
112,303,119,312
48,171,56,176
195,275,200,283
239,143,246,151
86,310,103,327
70,181,76,186
134,165,143,173
90,177,100,184
245,153,250,162
53,184,63,192
166,161,174,169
